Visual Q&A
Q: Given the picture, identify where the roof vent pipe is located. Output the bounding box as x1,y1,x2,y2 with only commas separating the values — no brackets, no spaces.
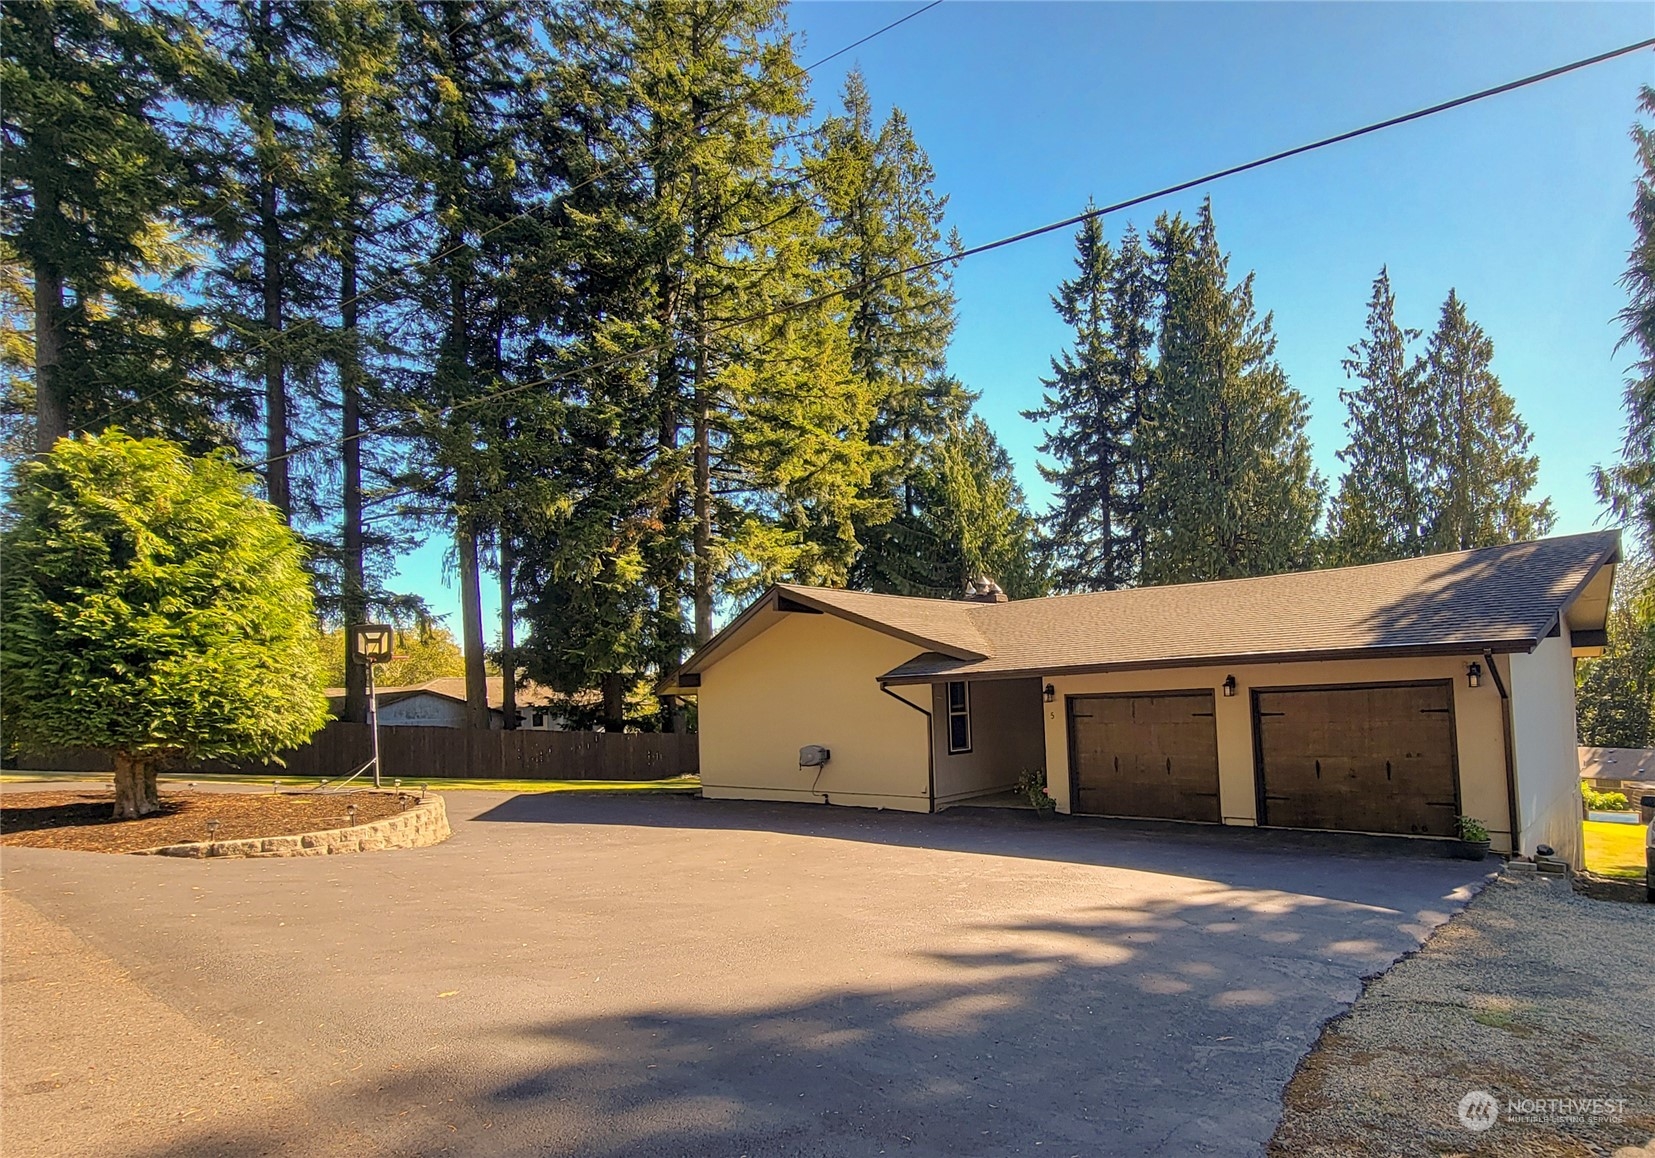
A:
963,577,1009,603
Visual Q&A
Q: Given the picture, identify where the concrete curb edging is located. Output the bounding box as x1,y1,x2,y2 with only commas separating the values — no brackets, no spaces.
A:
131,794,451,859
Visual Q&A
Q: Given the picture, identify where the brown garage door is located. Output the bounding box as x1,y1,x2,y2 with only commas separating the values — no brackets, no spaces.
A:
1068,692,1221,822
1253,682,1459,836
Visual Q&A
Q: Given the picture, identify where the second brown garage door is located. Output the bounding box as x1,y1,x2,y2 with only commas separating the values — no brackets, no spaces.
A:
1253,682,1459,837
1068,692,1221,822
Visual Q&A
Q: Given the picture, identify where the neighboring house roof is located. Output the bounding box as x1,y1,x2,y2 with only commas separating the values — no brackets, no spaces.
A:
324,676,559,716
1579,746,1655,780
661,530,1620,691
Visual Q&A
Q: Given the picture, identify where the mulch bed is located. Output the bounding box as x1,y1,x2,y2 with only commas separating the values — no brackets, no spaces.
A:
0,789,416,854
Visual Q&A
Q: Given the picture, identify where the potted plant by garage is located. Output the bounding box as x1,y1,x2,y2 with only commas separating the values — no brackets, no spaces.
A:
1454,815,1492,861
1017,768,1057,820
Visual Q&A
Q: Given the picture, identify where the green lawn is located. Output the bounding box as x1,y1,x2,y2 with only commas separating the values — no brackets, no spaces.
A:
1,770,700,795
1583,819,1647,881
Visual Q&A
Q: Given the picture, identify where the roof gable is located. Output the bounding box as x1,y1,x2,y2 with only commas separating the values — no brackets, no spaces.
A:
662,585,990,688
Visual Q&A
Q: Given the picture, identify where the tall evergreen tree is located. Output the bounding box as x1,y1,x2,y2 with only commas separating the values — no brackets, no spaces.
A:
1140,200,1322,584
508,0,673,727
810,70,964,594
1596,86,1655,553
1421,289,1553,550
190,0,328,523
631,0,863,647
309,0,412,723
1327,267,1432,564
2,0,231,453
392,0,536,728
1025,212,1154,591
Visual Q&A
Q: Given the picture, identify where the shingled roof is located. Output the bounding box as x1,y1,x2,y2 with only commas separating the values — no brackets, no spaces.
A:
664,530,1621,691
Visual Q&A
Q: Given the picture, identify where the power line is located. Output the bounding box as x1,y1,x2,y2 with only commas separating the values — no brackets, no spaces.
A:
84,1,947,434
801,0,944,72
245,34,1655,473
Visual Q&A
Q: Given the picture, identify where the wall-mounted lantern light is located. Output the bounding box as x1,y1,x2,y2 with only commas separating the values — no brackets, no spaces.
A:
1043,683,1057,704
1222,675,1237,698
1467,661,1482,689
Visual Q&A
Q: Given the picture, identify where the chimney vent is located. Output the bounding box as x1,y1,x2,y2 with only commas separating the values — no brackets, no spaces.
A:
963,576,1008,603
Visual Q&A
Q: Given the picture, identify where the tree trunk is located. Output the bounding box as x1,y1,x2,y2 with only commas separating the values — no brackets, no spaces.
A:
688,26,713,646
602,672,626,731
339,98,369,726
692,335,712,644
256,0,289,520
457,514,490,731
498,530,516,730
112,752,159,819
34,259,67,452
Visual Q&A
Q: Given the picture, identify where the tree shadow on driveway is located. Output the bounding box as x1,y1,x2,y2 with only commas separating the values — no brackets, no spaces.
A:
121,883,1476,1158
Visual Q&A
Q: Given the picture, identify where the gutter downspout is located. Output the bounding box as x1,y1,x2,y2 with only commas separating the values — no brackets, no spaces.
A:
1484,650,1522,858
881,683,936,814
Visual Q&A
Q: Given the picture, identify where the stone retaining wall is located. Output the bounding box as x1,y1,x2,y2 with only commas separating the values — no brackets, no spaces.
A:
133,794,450,858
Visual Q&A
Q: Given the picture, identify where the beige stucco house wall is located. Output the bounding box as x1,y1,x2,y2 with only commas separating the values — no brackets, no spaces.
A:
1039,654,1517,854
929,677,1044,807
1508,627,1585,867
696,610,933,811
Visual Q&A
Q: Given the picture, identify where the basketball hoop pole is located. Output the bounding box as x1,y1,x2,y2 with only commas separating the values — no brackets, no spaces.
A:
368,659,382,788
349,623,394,790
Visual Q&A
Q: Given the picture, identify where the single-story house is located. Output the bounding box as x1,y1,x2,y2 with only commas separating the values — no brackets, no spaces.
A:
324,677,573,730
661,530,1622,868
1579,746,1655,803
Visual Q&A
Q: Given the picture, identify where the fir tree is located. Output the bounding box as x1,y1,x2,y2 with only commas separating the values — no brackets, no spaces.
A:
308,0,415,724
1327,267,1432,564
1025,212,1154,591
1596,86,1655,553
190,0,328,523
392,0,536,728
509,0,676,726
1141,200,1322,584
628,0,831,645
2,0,231,453
1421,289,1553,550
810,70,964,594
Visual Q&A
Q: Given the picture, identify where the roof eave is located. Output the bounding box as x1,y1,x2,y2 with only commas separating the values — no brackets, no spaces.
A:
877,637,1545,685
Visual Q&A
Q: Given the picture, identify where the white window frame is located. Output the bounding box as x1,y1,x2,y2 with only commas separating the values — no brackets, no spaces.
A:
946,680,972,754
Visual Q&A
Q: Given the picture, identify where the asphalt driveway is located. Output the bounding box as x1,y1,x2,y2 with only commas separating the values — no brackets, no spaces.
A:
1,789,1492,1157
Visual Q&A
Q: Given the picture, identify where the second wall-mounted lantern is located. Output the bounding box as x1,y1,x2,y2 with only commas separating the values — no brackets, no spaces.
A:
1467,661,1482,689
1222,674,1237,697
1043,683,1057,704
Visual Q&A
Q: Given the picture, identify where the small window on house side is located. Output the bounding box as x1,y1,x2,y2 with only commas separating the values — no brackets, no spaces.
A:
946,681,971,754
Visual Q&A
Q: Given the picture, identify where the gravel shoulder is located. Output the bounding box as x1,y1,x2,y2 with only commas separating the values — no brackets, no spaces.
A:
1270,874,1655,1157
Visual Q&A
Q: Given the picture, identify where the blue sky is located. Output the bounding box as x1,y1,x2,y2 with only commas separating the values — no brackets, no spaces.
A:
402,1,1655,630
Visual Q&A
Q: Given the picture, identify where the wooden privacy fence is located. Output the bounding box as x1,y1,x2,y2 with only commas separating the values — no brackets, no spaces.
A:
14,723,699,782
